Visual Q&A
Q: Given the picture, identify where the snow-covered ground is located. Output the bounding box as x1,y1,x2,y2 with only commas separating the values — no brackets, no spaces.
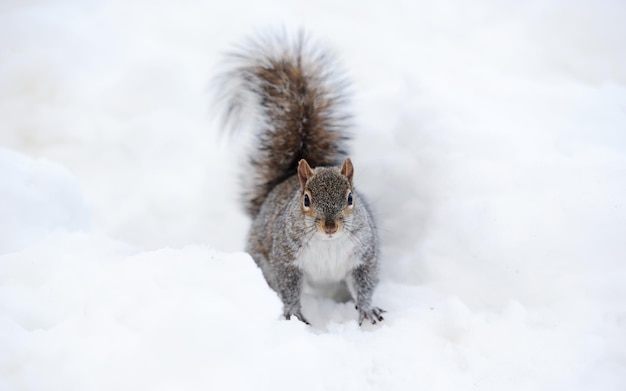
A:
1,0,625,389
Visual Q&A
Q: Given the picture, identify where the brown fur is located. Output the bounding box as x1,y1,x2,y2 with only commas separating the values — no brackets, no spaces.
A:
218,32,351,217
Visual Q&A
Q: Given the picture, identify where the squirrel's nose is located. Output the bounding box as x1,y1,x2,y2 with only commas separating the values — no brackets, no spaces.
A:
324,219,337,235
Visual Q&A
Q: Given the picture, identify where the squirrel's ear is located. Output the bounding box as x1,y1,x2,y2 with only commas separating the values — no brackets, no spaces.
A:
341,157,354,185
298,159,313,189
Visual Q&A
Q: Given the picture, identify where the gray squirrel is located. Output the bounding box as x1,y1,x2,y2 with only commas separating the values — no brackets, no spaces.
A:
216,32,384,325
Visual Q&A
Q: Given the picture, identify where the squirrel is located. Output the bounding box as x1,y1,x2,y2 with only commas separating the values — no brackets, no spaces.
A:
216,32,384,325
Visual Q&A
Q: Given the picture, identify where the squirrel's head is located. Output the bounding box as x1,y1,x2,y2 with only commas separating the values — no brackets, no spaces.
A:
298,158,355,239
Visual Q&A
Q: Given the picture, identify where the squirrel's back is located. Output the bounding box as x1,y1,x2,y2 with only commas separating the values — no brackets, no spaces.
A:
216,32,351,217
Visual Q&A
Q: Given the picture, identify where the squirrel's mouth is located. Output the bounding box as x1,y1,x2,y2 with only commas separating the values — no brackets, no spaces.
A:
319,232,340,240
316,219,342,239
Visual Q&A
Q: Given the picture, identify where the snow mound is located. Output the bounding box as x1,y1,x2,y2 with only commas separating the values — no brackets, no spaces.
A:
0,149,90,254
0,237,285,390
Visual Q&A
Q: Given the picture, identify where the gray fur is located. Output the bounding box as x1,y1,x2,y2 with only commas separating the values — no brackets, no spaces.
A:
218,32,384,325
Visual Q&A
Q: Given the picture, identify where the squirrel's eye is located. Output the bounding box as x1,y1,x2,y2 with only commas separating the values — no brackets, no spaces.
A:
303,194,311,208
347,192,353,206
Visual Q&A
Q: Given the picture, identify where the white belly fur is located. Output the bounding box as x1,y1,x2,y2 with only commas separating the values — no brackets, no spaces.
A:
295,233,361,283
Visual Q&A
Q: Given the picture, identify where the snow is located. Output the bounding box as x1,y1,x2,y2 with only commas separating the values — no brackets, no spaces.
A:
1,0,625,390
0,149,90,254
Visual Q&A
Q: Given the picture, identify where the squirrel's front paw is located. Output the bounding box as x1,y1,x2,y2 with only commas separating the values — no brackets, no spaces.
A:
283,306,310,325
357,306,385,326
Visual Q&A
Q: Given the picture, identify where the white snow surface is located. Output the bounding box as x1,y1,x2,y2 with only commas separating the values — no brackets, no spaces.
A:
1,0,625,390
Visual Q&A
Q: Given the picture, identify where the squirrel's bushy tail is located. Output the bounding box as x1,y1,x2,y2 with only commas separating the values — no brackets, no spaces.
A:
216,31,351,217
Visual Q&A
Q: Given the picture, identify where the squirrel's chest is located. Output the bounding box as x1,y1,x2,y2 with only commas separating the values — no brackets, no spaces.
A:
294,234,360,282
